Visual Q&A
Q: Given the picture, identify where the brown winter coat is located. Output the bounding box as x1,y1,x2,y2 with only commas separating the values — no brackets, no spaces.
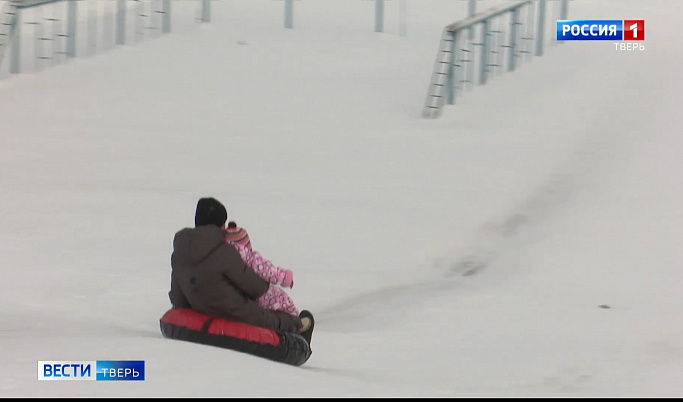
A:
169,225,302,333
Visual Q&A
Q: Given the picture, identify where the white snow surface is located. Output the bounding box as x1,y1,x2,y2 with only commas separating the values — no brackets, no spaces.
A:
0,0,681,397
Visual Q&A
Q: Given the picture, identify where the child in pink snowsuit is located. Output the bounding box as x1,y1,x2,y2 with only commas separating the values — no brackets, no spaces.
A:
224,221,300,315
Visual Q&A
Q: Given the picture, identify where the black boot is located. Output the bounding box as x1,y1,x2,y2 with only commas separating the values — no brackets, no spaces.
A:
298,310,315,346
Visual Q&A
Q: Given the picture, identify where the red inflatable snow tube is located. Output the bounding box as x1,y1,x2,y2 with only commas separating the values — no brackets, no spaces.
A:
159,308,311,366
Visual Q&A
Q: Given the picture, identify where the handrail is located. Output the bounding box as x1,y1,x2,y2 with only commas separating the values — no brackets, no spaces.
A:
445,0,531,32
14,0,64,10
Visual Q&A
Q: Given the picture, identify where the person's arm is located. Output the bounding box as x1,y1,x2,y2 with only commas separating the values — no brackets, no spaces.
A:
216,243,269,300
240,246,293,288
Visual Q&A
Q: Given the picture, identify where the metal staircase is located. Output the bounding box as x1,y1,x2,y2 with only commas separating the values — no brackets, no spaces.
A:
421,0,537,119
0,1,18,67
421,28,466,119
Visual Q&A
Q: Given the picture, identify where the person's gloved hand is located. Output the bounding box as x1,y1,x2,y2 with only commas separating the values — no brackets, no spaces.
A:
282,270,294,289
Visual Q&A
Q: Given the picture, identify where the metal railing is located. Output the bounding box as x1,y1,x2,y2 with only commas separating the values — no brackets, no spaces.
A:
422,0,570,119
1,0,213,77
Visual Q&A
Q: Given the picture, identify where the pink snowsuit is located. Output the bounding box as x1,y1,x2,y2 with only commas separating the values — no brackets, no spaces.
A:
225,228,299,315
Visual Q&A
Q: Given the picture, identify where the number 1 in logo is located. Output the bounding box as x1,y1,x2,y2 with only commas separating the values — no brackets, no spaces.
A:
623,20,645,41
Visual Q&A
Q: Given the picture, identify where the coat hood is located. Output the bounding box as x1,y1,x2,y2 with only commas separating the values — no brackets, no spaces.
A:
173,226,225,263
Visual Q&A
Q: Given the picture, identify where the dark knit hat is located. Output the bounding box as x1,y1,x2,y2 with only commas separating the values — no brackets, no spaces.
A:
195,197,227,228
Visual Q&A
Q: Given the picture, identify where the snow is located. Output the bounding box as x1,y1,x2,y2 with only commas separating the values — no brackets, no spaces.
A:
1,0,681,397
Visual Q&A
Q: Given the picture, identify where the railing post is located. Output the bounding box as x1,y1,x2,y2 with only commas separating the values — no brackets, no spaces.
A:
479,18,489,85
535,0,546,56
284,0,293,29
201,0,211,23
9,7,20,74
375,0,384,33
468,0,475,39
116,0,125,45
66,0,77,56
162,0,171,33
508,6,519,71
560,0,569,20
446,30,459,105
557,0,569,46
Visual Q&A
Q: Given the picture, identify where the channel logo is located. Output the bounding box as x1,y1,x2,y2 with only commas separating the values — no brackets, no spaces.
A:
557,20,645,41
38,361,145,381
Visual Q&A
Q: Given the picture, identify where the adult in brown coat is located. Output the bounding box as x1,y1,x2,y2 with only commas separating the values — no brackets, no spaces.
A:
169,197,310,334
